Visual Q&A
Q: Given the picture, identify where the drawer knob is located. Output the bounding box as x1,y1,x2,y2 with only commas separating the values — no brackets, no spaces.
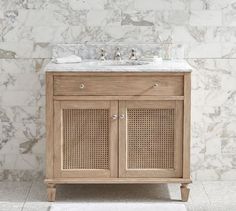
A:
80,84,85,89
112,114,118,120
120,114,125,119
153,83,159,87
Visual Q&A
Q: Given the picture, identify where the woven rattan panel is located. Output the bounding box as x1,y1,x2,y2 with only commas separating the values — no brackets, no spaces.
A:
62,109,109,170
127,108,175,169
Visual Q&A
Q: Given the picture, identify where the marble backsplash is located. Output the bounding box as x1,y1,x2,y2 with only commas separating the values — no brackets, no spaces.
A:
52,43,184,60
0,0,236,181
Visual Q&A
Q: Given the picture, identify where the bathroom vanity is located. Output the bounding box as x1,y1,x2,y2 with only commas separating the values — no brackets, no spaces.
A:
44,60,192,202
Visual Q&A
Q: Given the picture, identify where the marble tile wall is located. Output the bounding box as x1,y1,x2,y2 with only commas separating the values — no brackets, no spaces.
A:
0,0,236,181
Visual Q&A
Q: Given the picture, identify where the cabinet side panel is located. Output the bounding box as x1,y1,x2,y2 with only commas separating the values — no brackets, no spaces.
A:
183,73,191,179
46,73,54,179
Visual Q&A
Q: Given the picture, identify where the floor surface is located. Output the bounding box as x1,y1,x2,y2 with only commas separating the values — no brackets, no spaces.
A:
0,181,236,211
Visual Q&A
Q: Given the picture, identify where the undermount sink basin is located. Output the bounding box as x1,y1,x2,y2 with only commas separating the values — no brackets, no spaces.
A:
83,60,150,66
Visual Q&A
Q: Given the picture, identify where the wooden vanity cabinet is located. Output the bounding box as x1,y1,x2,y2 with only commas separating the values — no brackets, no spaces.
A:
45,72,191,202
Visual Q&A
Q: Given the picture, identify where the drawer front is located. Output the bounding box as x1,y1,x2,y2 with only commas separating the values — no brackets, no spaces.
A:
54,76,184,96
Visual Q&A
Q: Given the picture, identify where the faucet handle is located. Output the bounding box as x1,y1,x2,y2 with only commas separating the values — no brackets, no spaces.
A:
129,48,137,60
100,48,106,61
114,47,122,60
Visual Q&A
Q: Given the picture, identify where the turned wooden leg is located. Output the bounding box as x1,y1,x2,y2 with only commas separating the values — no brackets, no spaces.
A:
47,184,56,202
180,183,190,202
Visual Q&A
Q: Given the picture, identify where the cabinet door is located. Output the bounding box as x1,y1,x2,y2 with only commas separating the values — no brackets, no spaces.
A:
119,100,183,178
54,100,118,178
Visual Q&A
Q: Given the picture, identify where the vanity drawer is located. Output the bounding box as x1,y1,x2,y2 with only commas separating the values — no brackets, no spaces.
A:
53,76,184,96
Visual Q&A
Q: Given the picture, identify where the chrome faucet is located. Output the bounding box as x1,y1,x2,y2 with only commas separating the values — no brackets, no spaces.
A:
99,48,106,61
129,48,137,60
114,47,122,60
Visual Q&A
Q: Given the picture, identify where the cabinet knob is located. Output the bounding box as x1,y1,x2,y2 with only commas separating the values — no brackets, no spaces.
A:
153,83,159,87
112,114,118,120
80,84,85,89
120,114,125,119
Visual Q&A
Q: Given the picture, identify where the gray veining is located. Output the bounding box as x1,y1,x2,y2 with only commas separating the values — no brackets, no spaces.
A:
0,0,236,181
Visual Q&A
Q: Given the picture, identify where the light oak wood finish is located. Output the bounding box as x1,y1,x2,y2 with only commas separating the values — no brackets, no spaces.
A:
180,183,190,202
45,72,191,202
47,183,56,202
53,100,118,178
119,100,183,178
46,73,54,180
54,75,184,96
45,178,192,184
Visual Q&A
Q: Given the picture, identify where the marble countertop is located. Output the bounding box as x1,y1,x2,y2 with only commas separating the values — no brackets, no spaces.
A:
45,59,192,72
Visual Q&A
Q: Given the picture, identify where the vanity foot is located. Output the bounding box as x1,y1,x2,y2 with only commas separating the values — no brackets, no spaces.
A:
47,184,56,202
180,183,190,202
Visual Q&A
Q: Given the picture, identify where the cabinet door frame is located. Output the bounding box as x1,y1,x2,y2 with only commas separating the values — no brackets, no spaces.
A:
119,100,183,178
54,100,118,178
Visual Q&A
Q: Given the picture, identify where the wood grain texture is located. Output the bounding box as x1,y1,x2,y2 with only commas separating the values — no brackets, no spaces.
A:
45,178,192,184
180,183,190,202
54,95,185,101
54,76,184,96
45,73,54,179
47,184,56,202
53,100,118,178
119,100,183,178
183,73,191,179
45,71,191,201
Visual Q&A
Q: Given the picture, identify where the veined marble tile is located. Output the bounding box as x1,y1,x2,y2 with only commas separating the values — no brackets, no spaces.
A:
185,43,222,58
134,0,172,10
204,89,235,107
1,90,38,106
0,72,41,91
31,42,52,59
173,26,207,43
1,152,44,174
0,169,43,181
221,169,236,180
0,0,49,10
121,10,155,27
172,26,235,44
222,43,236,58
0,59,36,73
155,11,170,28
213,27,236,43
0,105,37,123
87,10,121,26
171,0,190,10
13,9,72,27
0,22,3,42
0,42,32,58
14,154,44,170
3,25,69,43
0,42,51,59
222,137,236,154
223,7,236,26
0,153,18,170
69,0,106,10
103,26,141,43
168,10,190,26
139,26,172,43
190,0,236,10
190,10,222,26
195,169,220,180
105,0,135,10
0,0,235,182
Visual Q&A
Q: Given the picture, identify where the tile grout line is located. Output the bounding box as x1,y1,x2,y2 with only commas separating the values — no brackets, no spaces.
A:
201,182,212,205
21,181,33,211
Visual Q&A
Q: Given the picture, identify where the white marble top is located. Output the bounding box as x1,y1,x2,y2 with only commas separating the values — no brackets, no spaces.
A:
45,59,192,72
